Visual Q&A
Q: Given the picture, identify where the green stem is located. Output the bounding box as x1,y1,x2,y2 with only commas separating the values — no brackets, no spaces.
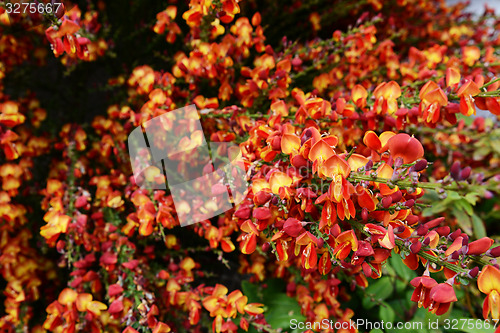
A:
481,77,500,90
347,172,470,192
349,219,472,279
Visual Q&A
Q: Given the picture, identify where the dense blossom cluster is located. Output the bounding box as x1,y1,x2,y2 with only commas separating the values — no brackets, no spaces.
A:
1,0,500,332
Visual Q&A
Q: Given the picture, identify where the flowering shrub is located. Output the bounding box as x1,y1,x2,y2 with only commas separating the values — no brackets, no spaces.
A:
1,0,500,332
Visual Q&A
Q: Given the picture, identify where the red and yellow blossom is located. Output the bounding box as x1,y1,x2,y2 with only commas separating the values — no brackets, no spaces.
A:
419,81,448,123
478,265,500,320
373,81,401,115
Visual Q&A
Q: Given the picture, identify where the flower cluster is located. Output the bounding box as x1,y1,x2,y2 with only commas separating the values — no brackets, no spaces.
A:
1,0,500,332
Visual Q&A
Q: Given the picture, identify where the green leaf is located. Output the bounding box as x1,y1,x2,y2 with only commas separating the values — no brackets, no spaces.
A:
264,294,305,329
455,199,474,216
456,113,474,126
473,145,491,161
451,206,473,235
472,214,487,239
379,302,395,323
448,191,462,201
242,278,306,330
389,253,417,283
491,141,500,156
241,280,260,303
464,193,479,205
422,200,449,216
362,277,394,309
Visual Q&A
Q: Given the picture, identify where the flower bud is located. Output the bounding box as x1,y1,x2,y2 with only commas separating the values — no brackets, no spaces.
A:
291,57,303,67
391,169,401,182
271,136,281,150
459,167,471,180
451,251,460,260
390,190,403,203
365,160,374,171
301,129,312,145
487,246,500,258
416,225,429,236
422,237,431,246
394,226,406,234
450,161,461,180
413,159,428,172
317,238,325,248
234,205,251,219
56,240,66,253
55,3,66,19
425,217,445,229
283,218,304,237
449,229,462,241
435,226,451,237
261,242,270,252
406,215,419,225
361,208,368,223
410,241,422,253
468,266,480,278
404,199,415,208
467,237,494,255
381,196,393,208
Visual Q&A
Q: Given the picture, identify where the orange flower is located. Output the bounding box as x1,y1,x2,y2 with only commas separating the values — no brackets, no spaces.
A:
428,283,457,315
462,46,481,67
269,171,294,199
410,275,437,309
373,81,401,115
281,133,301,156
320,155,351,179
333,230,358,260
202,284,263,333
319,200,337,230
456,80,481,116
0,102,26,127
378,225,395,249
308,139,335,176
386,133,424,164
351,84,368,108
445,68,460,88
301,242,318,270
239,220,259,254
419,81,448,123
478,265,500,320
328,174,350,203
362,131,395,160
318,252,332,275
